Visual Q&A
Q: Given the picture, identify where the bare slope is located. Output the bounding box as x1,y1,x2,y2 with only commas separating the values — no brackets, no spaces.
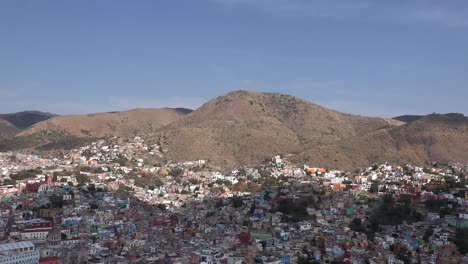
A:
20,108,190,138
295,113,468,169
154,90,400,167
10,91,464,170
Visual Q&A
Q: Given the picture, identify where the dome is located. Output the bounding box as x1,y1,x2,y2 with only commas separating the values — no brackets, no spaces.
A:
47,226,62,247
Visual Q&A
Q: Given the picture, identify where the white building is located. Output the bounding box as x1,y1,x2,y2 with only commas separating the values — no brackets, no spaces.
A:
20,230,49,241
459,213,468,219
299,222,312,231
272,155,282,165
0,241,40,264
63,193,73,201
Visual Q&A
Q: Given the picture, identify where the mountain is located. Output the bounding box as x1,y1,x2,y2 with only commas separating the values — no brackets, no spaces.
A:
0,119,18,140
0,108,191,152
0,111,56,140
3,91,465,170
392,115,425,123
173,108,193,114
0,111,57,129
19,108,191,138
152,90,402,168
295,113,468,169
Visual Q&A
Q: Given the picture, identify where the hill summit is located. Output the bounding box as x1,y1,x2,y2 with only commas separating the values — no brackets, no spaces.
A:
5,91,466,169
153,90,402,168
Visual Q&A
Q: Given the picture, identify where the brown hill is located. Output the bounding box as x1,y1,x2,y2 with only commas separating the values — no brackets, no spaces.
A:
295,113,468,169
8,91,464,170
19,108,190,138
153,90,402,168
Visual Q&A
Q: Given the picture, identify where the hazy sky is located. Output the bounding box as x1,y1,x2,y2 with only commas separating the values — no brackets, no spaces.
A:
1,0,467,117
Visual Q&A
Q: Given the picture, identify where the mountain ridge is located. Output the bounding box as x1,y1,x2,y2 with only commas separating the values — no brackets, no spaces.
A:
3,91,466,170
0,111,56,140
19,108,191,138
294,113,468,169
0,111,57,129
151,90,406,168
392,114,425,123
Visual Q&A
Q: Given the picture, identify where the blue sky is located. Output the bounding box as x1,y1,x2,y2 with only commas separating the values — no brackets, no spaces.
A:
0,0,467,117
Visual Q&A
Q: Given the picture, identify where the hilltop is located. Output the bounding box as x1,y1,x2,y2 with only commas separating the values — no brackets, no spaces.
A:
3,91,466,170
151,90,402,167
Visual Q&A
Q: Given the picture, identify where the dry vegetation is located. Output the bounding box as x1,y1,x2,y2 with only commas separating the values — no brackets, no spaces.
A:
295,113,468,169
11,91,467,170
19,108,189,138
152,91,410,168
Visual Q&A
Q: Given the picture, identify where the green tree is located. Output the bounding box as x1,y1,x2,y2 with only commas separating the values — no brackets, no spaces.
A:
239,168,247,176
349,218,366,233
154,177,164,187
369,194,422,227
87,185,96,193
113,154,129,166
277,198,308,222
2,178,16,185
96,187,108,192
259,169,270,178
169,168,184,177
369,182,379,193
454,229,468,254
79,166,92,172
11,169,42,180
423,228,434,242
49,194,64,208
75,174,90,186
231,196,244,208
82,149,92,159
53,172,59,182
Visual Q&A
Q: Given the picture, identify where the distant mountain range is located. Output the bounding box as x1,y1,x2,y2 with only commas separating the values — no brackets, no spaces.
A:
1,91,466,169
0,108,191,152
392,115,425,123
0,111,57,140
19,108,191,138
0,111,57,129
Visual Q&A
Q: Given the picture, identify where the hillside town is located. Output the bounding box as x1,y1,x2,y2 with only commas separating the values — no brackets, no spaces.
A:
0,136,467,264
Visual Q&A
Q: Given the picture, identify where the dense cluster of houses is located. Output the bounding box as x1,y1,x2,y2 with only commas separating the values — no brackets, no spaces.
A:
0,136,467,264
